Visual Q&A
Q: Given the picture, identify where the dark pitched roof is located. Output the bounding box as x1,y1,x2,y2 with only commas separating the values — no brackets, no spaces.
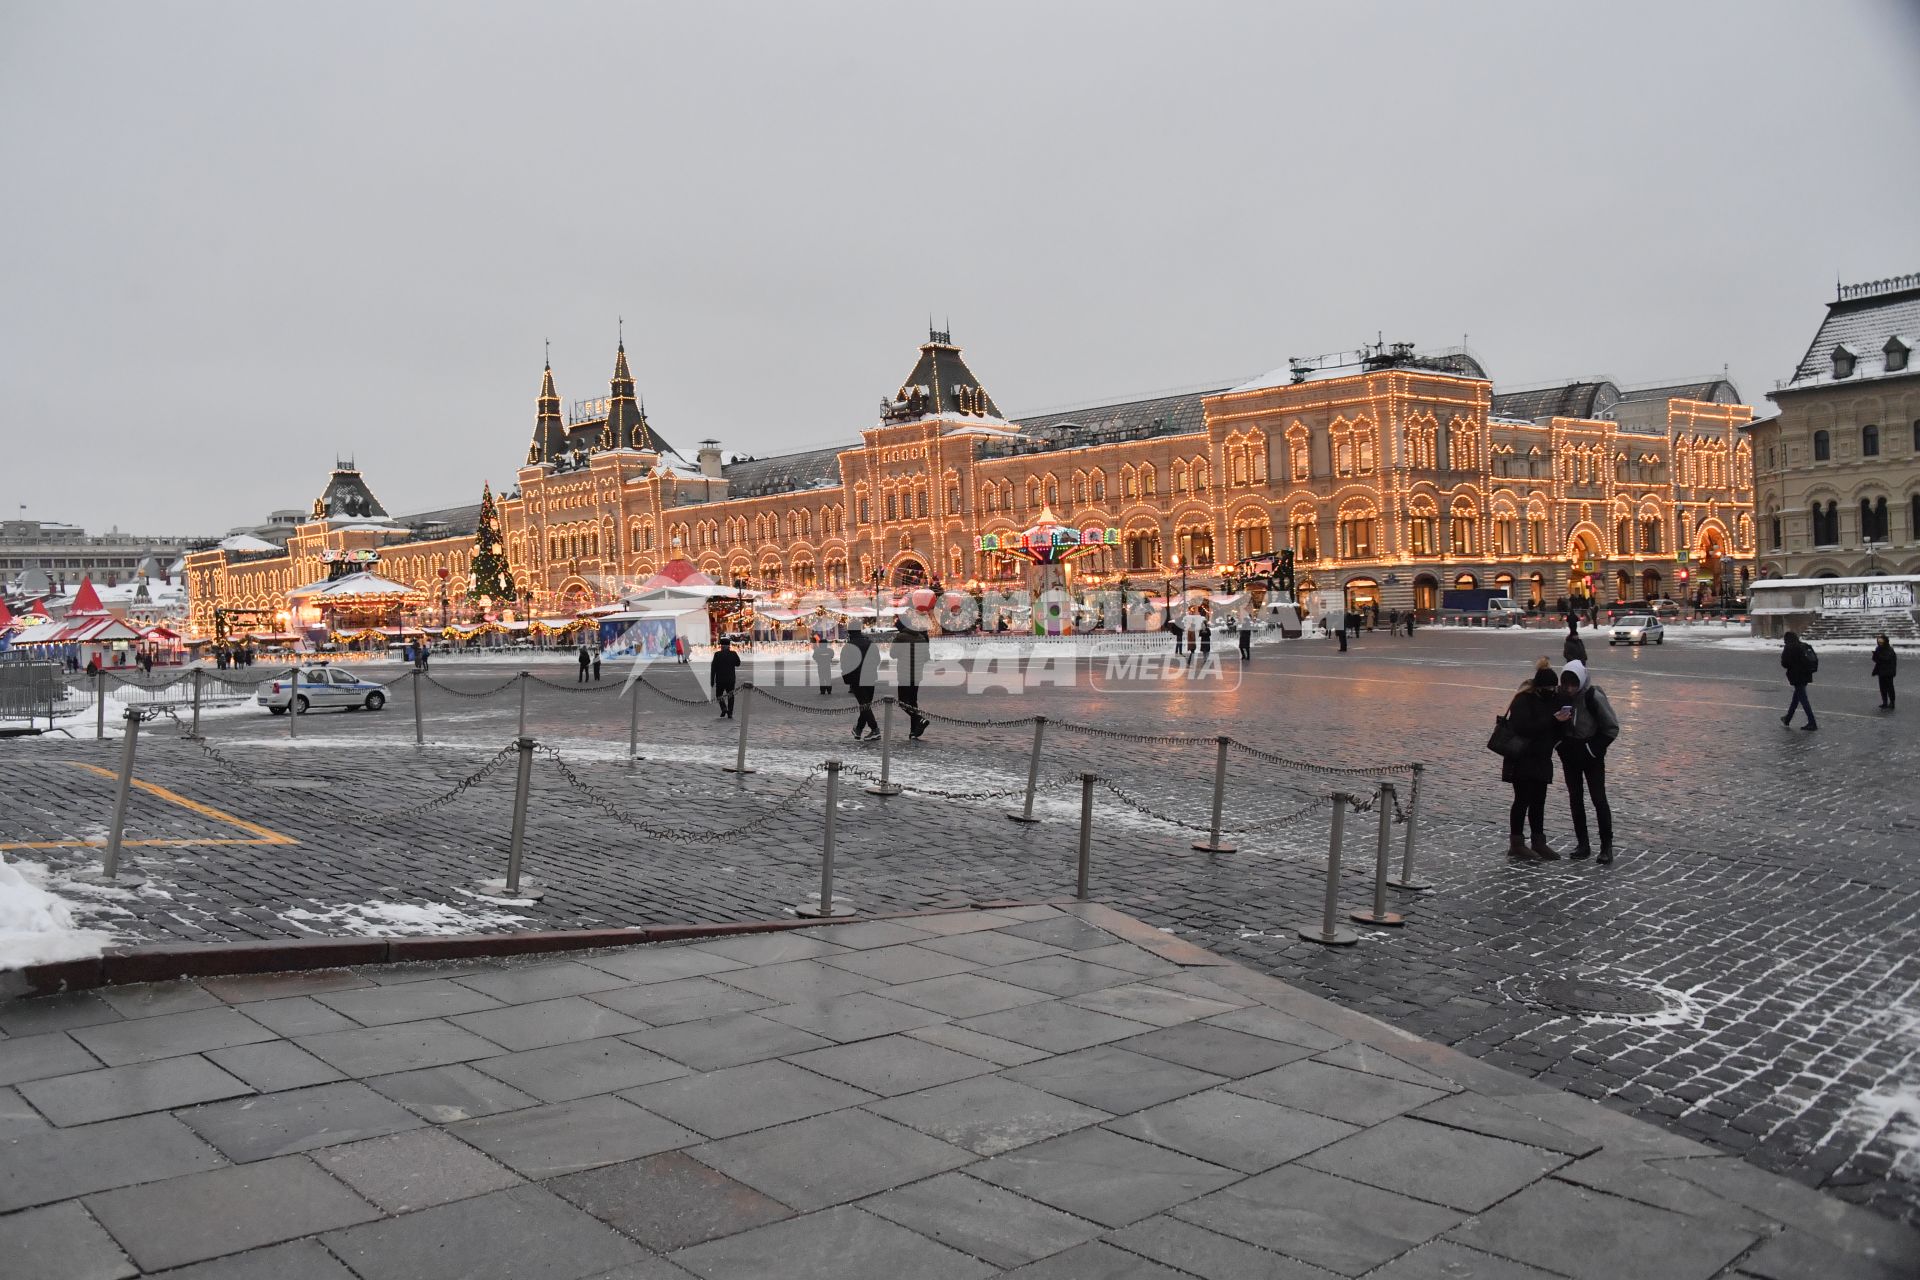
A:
602,342,675,457
1016,388,1221,450
528,363,566,465
315,465,389,520
1785,274,1920,388
1616,379,1741,406
393,502,481,538
722,445,846,498
882,332,1002,423
1490,381,1620,422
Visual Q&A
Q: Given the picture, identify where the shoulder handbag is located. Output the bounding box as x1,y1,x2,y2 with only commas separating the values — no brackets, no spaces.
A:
1486,714,1525,758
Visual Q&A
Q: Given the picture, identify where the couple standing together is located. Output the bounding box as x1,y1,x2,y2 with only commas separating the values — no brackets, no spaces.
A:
1497,657,1619,863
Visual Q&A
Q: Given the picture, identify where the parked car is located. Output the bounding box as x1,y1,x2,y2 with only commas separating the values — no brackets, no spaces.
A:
1648,600,1682,621
257,665,389,715
1609,615,1665,646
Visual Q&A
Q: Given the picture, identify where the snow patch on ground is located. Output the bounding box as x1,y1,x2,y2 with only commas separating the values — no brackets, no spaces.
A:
283,899,532,936
0,860,121,970
1846,1083,1920,1180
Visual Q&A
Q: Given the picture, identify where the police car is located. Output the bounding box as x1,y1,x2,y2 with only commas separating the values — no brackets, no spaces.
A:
257,665,389,715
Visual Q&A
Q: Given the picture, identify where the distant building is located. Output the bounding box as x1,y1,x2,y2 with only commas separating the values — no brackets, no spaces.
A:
0,519,200,594
1746,272,1920,579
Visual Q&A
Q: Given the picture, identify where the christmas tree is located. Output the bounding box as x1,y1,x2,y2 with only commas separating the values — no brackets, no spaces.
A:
468,482,515,607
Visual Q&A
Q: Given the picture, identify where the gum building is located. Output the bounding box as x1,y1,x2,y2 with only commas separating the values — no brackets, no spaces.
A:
185,330,1755,634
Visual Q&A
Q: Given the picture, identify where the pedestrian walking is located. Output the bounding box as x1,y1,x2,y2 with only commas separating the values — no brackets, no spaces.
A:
1237,614,1253,660
1387,608,1400,637
1493,665,1564,859
1335,617,1348,652
1563,618,1587,664
1871,633,1897,710
1199,618,1212,656
710,637,740,718
576,644,591,683
591,652,602,681
890,620,930,739
1780,630,1819,730
1555,660,1619,863
1167,614,1184,659
841,625,879,740
812,636,835,694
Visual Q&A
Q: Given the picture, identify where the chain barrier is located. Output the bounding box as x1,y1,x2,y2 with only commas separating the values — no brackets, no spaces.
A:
630,675,711,707
912,705,1041,728
425,674,523,698
527,674,624,694
104,670,194,691
355,743,520,825
1227,737,1417,779
535,744,822,845
834,761,1062,802
1093,778,1220,832
748,685,851,716
146,707,261,782
1049,717,1218,747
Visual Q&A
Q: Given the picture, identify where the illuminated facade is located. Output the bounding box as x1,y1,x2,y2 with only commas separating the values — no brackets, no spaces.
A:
185,331,1755,636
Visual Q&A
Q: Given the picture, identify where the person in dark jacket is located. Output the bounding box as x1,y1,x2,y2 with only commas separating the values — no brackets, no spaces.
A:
1502,666,1564,859
890,621,930,739
709,638,740,718
1556,660,1619,862
1871,634,1897,710
1780,630,1818,730
841,626,879,740
576,644,592,683
1237,614,1253,660
1563,618,1588,664
812,637,835,695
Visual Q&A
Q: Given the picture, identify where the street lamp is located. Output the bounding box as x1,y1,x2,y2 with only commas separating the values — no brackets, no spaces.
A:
1865,539,1886,575
436,567,450,629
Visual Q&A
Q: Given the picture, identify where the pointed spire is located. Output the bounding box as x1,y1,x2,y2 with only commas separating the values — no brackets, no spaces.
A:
529,353,566,466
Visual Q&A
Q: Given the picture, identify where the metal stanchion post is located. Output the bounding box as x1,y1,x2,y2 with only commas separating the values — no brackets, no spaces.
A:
1076,772,1095,900
78,708,146,887
479,736,545,901
867,697,903,796
289,667,299,739
1388,763,1431,891
95,671,105,740
627,683,642,767
722,683,756,774
1352,781,1405,927
796,760,853,917
1192,735,1237,853
411,670,424,746
1298,792,1359,945
1005,715,1047,823
517,671,528,737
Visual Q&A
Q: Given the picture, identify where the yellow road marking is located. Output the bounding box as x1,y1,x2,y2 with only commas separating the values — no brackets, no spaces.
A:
0,764,299,850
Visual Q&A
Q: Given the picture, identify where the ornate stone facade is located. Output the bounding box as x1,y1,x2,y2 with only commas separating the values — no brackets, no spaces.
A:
185,331,1755,636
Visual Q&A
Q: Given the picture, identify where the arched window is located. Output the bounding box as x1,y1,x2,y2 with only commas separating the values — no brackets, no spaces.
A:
1407,498,1438,556
1140,464,1157,497
1616,517,1632,554
1171,461,1188,493
1354,424,1376,476
1091,470,1106,502
1640,512,1662,554
1289,507,1319,560
1448,419,1477,471
1861,496,1890,543
1193,459,1209,491
1287,424,1311,481
1495,508,1519,556
1813,430,1830,462
1863,425,1880,457
1045,476,1059,507
1337,503,1377,559
1448,498,1478,556
1331,420,1355,477
1120,465,1137,500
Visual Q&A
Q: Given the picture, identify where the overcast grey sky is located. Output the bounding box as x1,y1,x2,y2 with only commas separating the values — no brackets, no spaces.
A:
3,1,1917,536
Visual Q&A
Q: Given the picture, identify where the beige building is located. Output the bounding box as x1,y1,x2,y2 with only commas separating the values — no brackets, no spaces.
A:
1747,272,1920,579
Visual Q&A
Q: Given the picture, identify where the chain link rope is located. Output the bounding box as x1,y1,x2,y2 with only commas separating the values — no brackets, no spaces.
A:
424,674,524,698
630,675,712,707
1048,717,1218,747
748,684,853,716
1228,737,1417,779
535,744,822,845
527,674,625,694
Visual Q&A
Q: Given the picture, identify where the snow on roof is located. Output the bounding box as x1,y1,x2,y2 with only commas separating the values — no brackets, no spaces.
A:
310,571,425,600
217,534,281,553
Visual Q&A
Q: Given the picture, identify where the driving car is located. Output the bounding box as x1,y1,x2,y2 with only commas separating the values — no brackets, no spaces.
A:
1609,615,1665,646
257,665,389,715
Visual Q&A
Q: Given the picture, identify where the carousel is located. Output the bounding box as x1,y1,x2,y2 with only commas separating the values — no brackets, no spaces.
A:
976,505,1120,635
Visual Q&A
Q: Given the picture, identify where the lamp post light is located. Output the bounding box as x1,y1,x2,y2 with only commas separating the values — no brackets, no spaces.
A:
437,567,450,629
1865,538,1886,575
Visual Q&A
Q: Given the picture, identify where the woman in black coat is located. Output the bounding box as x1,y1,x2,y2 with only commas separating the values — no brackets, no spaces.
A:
1502,668,1565,859
1872,634,1897,710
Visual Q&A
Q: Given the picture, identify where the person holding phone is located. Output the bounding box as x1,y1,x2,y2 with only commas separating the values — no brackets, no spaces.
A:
1500,666,1564,860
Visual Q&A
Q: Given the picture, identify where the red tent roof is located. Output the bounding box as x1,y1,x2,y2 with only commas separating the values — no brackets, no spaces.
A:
636,559,717,591
0,598,12,627
31,598,51,617
70,577,106,615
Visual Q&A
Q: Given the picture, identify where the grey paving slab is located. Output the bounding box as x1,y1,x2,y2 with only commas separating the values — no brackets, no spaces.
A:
295,1019,505,1076
1659,1155,1920,1266
0,1113,225,1213
1000,1240,1190,1278
706,957,884,1002
0,992,123,1037
623,1058,874,1139
320,1183,648,1280
1117,1022,1320,1078
623,1010,832,1071
70,1007,277,1067
1172,1164,1464,1276
1202,1006,1348,1051
1362,1241,1566,1279
84,1153,380,1272
1409,1091,1603,1158
1144,971,1262,1007
689,1108,974,1211
1102,1216,1341,1280
1300,1116,1571,1212
792,919,940,949
884,972,1057,1018
1550,1151,1780,1230
1311,1041,1461,1089
1226,1059,1449,1126
349,959,494,986
234,995,359,1038
548,1150,792,1252
0,1031,105,1086
904,1021,1054,1066
198,969,373,1003
0,1198,136,1280
0,1083,49,1136
889,910,1025,935
144,1238,360,1280
1000,916,1125,951
689,932,849,965
959,1001,1156,1053
787,1033,996,1095
1067,981,1245,1027
915,930,1066,967
1106,1087,1358,1173
96,980,223,1020
470,1035,689,1103
178,1080,424,1161
1445,1178,1760,1280
987,955,1144,997
586,976,776,1026
450,960,630,1005
1075,942,1186,977
314,977,507,1026
19,1054,254,1126
866,1075,1113,1156
363,1062,541,1123
1003,1044,1226,1114
450,996,648,1051
1736,1227,1916,1280
576,946,748,983
820,943,982,985
668,1203,994,1280
202,1040,346,1093
968,1126,1241,1227
451,1092,703,1178
862,1169,1104,1268
756,990,950,1042
311,1126,522,1211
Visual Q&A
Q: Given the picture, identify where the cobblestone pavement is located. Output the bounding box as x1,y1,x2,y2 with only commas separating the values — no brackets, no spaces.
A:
3,628,1918,1229
2,905,1916,1278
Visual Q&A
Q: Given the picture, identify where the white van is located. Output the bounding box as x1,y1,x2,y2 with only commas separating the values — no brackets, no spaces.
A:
1487,598,1527,627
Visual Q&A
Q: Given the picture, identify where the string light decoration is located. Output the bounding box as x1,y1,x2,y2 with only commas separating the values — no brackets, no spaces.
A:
467,483,515,607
